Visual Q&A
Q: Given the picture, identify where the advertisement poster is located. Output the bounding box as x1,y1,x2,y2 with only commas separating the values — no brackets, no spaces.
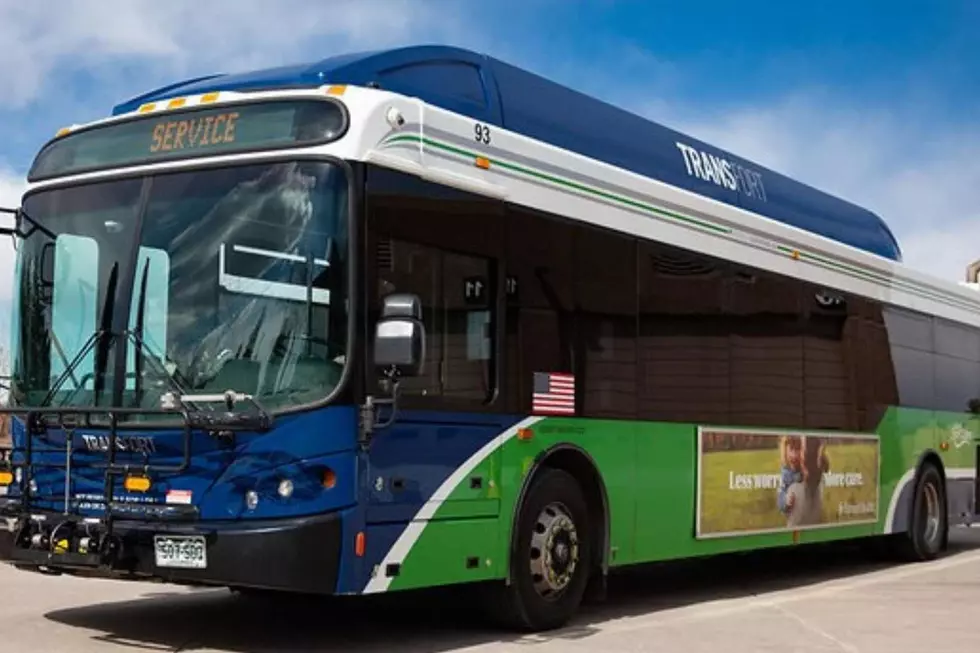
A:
696,427,880,538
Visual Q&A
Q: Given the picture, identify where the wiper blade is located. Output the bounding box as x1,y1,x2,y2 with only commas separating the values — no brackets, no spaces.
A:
124,329,191,397
93,262,119,405
45,263,121,408
40,329,107,407
133,256,150,403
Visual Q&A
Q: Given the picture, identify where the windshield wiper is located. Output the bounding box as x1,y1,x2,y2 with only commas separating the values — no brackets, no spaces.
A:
133,257,149,404
92,262,119,406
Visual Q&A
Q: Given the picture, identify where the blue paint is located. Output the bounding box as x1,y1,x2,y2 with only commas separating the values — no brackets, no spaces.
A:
111,45,901,261
364,409,521,524
8,405,360,521
9,403,522,592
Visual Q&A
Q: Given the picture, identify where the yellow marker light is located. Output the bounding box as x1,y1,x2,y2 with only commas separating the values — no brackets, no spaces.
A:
475,157,491,170
167,97,187,110
124,475,151,492
325,84,347,96
200,92,220,103
0,471,12,486
138,102,157,113
56,127,71,137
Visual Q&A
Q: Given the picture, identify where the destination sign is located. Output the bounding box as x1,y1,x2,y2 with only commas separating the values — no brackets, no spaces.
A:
149,111,242,153
29,99,347,181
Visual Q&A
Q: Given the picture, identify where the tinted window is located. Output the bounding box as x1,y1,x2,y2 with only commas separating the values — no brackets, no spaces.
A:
366,166,503,410
935,318,980,361
502,206,575,414
891,346,936,409
574,224,637,419
376,238,495,403
884,307,933,351
934,354,980,413
638,241,731,425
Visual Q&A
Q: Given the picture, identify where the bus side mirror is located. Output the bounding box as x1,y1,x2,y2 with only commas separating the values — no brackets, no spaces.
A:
0,207,22,239
373,293,425,378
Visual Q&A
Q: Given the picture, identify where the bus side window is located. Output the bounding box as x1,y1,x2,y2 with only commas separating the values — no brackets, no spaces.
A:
376,236,496,405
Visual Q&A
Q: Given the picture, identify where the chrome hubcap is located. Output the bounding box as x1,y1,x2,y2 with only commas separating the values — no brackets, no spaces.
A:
923,481,941,546
529,502,579,599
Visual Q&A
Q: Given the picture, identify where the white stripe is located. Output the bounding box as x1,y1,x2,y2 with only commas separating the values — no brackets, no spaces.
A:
219,272,331,305
362,416,545,594
233,244,329,267
884,466,976,533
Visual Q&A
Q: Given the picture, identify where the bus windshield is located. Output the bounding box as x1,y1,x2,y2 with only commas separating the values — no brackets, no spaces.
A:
7,160,349,414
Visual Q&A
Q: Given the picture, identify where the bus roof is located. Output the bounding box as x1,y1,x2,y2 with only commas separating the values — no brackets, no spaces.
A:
112,45,902,261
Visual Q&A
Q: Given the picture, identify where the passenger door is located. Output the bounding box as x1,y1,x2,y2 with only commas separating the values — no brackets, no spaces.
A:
362,166,509,525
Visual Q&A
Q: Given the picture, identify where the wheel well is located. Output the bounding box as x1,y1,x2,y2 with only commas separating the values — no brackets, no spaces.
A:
511,445,610,579
918,450,946,484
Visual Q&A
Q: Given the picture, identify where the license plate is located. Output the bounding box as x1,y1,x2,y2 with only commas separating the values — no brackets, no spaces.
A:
153,535,207,569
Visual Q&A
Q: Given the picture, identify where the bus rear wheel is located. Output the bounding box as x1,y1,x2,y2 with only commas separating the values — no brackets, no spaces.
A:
491,467,592,632
897,462,947,561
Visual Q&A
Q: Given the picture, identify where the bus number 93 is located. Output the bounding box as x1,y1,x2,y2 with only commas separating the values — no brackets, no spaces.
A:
474,123,491,145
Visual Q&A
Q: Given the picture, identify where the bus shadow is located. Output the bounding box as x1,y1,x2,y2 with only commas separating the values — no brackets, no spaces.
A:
44,528,980,652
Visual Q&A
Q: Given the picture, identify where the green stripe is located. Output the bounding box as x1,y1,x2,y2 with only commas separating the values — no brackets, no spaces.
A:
379,132,980,316
384,133,729,236
778,245,975,310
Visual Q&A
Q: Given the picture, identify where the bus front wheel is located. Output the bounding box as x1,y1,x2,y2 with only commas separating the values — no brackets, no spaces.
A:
492,467,592,632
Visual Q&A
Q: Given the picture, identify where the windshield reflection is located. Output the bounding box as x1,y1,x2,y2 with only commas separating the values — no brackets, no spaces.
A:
8,161,349,414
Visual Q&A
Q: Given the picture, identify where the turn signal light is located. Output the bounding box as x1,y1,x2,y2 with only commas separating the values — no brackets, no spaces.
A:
0,471,12,486
355,531,365,557
323,468,337,489
124,475,151,492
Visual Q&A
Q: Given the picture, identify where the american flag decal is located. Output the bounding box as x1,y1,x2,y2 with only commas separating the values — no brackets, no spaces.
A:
532,372,576,415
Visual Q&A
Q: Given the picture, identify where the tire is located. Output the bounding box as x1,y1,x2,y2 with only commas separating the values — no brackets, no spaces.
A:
489,467,592,632
896,463,947,562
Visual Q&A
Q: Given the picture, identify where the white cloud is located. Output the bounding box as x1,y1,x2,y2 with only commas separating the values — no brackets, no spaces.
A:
641,91,980,284
0,0,468,108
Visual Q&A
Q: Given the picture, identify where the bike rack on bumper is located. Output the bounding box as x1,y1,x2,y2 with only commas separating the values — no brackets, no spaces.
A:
0,392,271,576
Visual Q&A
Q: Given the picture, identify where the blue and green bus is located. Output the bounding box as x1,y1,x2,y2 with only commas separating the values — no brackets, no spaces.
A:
0,45,977,632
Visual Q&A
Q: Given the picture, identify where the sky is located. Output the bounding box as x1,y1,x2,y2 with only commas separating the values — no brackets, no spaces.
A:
1,0,979,348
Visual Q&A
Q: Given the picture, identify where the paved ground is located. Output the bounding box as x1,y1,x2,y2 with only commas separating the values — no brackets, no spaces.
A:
3,528,980,652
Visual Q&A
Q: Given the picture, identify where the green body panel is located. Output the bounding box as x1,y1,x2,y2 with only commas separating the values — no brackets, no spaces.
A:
383,408,977,593
387,518,503,590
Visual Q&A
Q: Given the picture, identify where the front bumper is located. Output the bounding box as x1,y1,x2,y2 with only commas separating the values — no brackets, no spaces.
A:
0,510,343,594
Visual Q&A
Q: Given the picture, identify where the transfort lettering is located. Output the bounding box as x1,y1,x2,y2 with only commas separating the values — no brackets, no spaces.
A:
675,141,767,202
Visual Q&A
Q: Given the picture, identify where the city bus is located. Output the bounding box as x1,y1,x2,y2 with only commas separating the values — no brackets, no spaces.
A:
0,44,977,632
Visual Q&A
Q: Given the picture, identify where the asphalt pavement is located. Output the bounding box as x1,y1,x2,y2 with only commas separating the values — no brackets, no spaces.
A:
4,527,980,652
